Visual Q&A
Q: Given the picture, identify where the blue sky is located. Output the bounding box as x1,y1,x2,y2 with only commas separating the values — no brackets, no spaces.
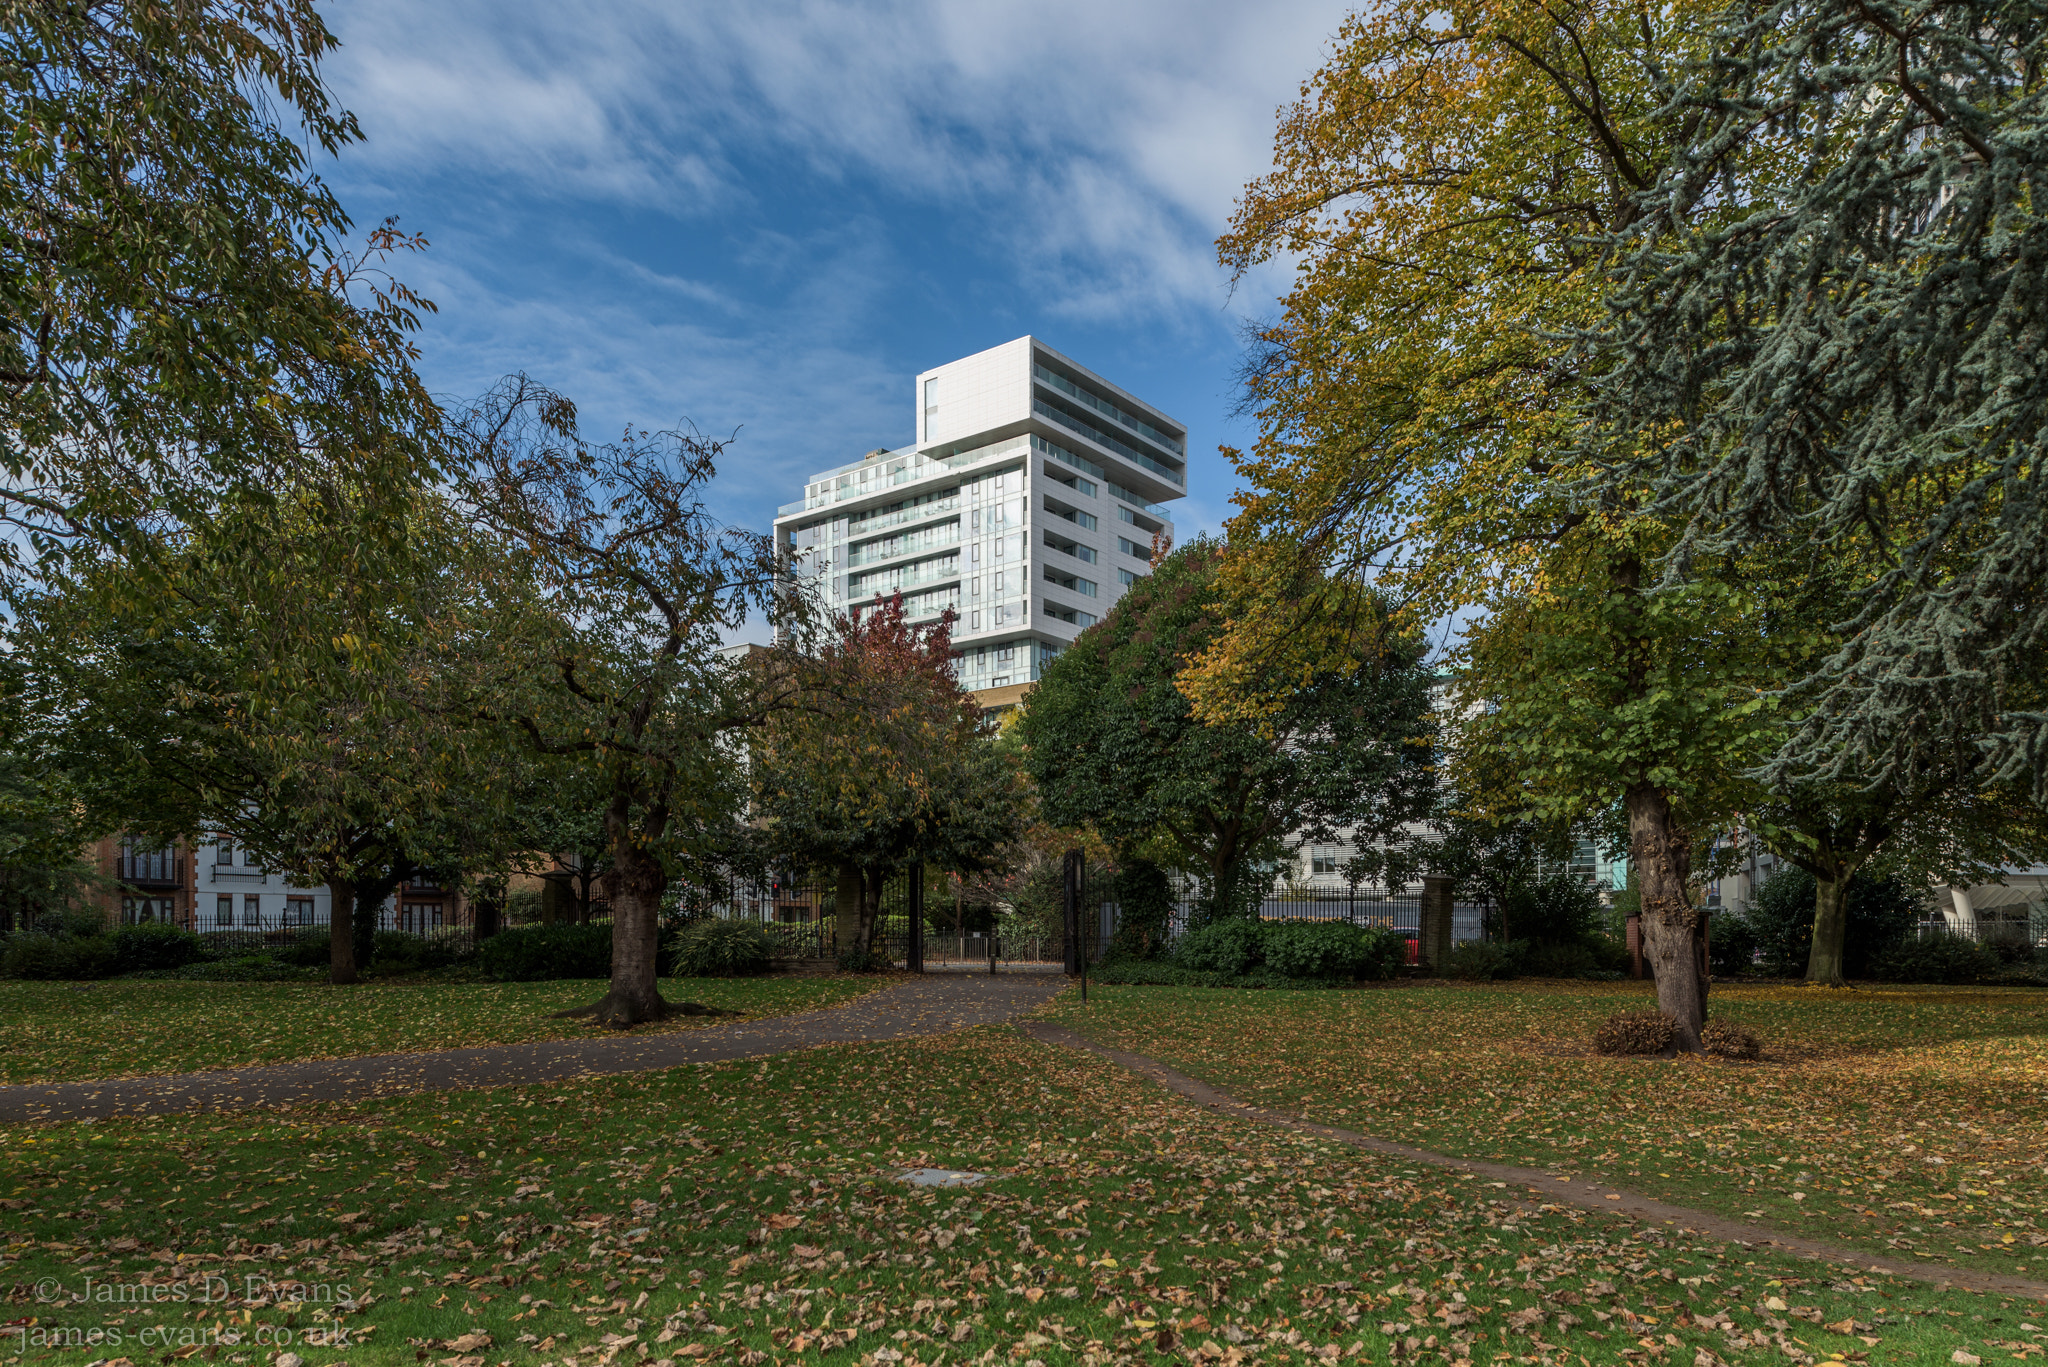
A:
317,0,1350,616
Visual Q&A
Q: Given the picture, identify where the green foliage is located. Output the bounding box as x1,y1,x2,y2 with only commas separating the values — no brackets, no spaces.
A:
1169,918,1406,982
276,931,335,968
1020,540,1436,920
1490,870,1604,948
1742,868,1921,978
668,918,775,978
1706,913,1759,978
1872,935,2005,986
1521,939,1626,980
369,931,465,975
476,922,615,982
835,944,888,974
1573,0,2048,797
0,932,116,980
107,922,207,974
1442,939,1521,981
1174,920,1266,977
0,0,440,583
1261,920,1405,981
1110,859,1174,959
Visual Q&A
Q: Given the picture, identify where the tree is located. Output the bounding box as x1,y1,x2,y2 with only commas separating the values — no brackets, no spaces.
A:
458,377,794,1027
1019,539,1437,923
752,594,1024,950
1,0,437,580
1191,0,1801,1046
1568,0,2048,802
10,489,528,983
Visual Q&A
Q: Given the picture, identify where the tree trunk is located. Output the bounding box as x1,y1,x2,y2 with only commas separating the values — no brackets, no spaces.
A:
474,880,504,941
558,837,670,1027
352,880,378,971
861,867,883,950
1626,782,1706,1050
835,865,863,956
329,877,360,986
1805,867,1852,986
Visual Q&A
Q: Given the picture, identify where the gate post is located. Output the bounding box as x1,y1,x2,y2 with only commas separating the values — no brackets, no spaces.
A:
1418,875,1454,971
907,864,925,974
1062,850,1083,976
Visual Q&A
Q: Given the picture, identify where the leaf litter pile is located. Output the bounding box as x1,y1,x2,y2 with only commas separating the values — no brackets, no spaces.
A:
1045,980,2048,1283
4,1018,2041,1367
0,977,885,1086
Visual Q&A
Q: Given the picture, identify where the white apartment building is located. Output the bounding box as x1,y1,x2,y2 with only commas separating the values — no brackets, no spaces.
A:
773,337,1185,696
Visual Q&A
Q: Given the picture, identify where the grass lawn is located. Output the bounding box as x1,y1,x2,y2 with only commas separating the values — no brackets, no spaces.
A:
1043,979,2048,1285
1,1009,2042,1367
0,976,889,1086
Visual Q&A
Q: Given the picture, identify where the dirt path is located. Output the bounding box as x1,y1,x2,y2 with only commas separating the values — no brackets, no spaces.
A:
1019,1022,2048,1304
0,975,1063,1125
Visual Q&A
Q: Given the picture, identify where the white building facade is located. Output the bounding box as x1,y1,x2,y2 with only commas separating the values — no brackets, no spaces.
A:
773,337,1184,694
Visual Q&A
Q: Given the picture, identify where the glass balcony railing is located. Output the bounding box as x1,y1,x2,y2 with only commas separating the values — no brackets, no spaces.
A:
846,520,962,568
849,553,962,599
1033,398,1184,487
1033,363,1184,455
1106,481,1172,519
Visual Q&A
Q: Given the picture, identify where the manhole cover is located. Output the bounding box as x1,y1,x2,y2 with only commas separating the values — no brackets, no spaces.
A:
894,1168,988,1188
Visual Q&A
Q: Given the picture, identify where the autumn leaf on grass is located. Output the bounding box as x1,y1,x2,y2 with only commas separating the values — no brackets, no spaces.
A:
441,1332,492,1351
765,1213,803,1230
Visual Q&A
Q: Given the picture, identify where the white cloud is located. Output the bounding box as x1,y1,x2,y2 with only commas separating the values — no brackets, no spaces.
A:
322,0,1344,320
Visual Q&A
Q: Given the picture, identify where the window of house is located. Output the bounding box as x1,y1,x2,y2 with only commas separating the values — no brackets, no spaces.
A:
123,896,172,924
288,897,314,926
1311,846,1342,875
216,841,235,866
242,895,261,926
216,895,232,926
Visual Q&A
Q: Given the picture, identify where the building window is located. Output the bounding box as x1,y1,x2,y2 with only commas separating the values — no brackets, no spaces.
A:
1118,568,1142,586
402,901,442,932
123,896,173,924
288,897,314,926
216,841,235,866
1311,846,1342,876
242,895,261,927
216,895,232,926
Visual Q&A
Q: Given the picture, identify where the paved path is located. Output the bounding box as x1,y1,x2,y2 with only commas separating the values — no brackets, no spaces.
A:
1021,1022,2048,1304
0,975,1064,1126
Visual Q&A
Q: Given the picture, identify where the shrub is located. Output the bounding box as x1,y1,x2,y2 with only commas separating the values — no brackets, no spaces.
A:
1744,867,1921,977
277,932,334,968
1111,860,1174,959
1262,920,1361,979
835,943,887,973
1,933,118,980
1490,872,1604,947
1594,1010,1676,1056
1872,933,2002,985
1442,939,1521,981
1521,941,1608,979
370,930,463,974
1707,912,1760,977
108,921,208,974
1174,919,1264,976
669,918,775,977
1700,1018,1762,1060
477,921,614,981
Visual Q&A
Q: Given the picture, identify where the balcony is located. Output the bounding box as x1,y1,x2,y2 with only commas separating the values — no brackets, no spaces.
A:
118,852,183,887
1033,399,1184,487
1033,363,1184,455
1043,530,1098,564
